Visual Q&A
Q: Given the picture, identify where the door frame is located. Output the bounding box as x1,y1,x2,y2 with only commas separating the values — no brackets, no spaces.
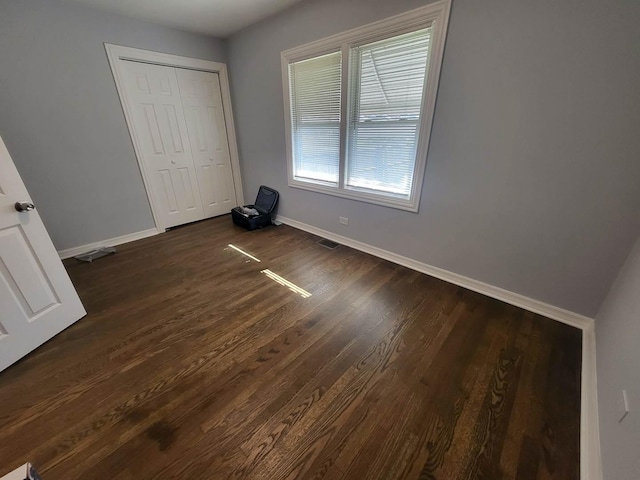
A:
105,44,245,231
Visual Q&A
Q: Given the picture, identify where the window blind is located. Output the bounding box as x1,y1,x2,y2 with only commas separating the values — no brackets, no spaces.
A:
288,51,342,185
346,28,432,197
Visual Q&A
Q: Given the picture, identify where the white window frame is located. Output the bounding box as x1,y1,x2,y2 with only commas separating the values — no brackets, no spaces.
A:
281,0,451,212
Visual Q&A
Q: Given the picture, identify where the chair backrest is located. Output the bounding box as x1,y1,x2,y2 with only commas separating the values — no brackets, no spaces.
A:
255,186,279,213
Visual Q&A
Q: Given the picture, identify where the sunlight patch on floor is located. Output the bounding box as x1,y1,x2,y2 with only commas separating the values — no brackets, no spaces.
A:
261,269,312,298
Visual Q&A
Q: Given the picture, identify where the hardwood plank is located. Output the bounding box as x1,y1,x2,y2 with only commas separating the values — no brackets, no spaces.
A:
0,216,581,479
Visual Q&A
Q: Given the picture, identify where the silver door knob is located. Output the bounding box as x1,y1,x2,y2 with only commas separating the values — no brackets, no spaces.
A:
15,201,35,212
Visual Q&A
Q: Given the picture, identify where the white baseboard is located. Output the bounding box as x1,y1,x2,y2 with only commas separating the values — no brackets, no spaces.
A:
58,228,161,260
275,215,602,480
277,215,590,328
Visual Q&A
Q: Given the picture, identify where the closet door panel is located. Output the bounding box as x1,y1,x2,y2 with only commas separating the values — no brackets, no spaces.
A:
177,69,236,218
122,61,204,228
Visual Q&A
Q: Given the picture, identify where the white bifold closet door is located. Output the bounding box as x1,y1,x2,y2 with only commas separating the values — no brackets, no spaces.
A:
121,61,236,229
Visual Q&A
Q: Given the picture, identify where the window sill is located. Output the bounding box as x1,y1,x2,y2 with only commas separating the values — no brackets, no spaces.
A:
288,178,420,212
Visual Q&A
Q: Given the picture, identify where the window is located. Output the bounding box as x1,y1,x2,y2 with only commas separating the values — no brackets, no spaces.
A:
282,1,451,211
289,52,342,186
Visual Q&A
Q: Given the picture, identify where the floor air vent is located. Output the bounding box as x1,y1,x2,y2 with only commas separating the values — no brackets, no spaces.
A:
317,238,340,249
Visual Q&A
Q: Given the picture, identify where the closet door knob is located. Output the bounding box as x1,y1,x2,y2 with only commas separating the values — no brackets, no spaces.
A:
15,201,35,212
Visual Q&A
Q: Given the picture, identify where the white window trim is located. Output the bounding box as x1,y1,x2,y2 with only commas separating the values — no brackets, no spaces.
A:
281,0,452,212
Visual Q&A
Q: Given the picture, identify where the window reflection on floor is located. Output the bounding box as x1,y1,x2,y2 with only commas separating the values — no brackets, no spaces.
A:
228,244,261,262
261,269,312,298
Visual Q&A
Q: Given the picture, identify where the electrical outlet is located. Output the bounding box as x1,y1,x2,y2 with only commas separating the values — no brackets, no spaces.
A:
618,389,630,423
339,217,349,225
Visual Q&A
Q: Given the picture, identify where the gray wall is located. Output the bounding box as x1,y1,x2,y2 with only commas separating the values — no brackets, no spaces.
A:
0,0,227,251
596,236,640,480
227,0,640,317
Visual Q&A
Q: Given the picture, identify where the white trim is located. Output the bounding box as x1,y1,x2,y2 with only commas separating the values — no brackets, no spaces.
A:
281,1,450,63
104,44,245,231
581,324,603,480
1,463,30,480
275,214,602,480
58,228,159,260
217,63,245,206
280,0,451,213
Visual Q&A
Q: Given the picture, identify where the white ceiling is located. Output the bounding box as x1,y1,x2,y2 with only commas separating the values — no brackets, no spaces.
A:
62,0,306,37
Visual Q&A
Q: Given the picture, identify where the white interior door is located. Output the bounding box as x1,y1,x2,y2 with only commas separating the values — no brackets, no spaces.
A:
121,61,205,229
0,136,86,372
177,69,237,218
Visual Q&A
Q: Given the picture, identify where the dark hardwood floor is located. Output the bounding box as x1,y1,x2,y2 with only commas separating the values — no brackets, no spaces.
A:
0,216,581,479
